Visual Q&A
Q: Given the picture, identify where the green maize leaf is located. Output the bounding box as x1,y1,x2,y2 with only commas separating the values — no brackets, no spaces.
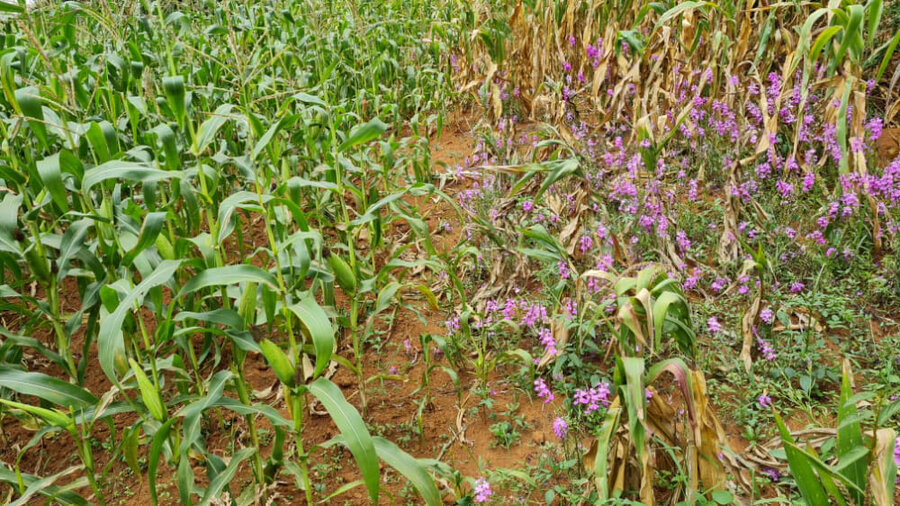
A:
835,80,852,174
535,158,580,200
371,436,441,506
322,480,364,501
259,339,296,387
803,443,848,506
782,440,866,496
836,362,865,503
0,398,74,433
193,103,234,155
177,264,277,297
129,358,166,421
877,399,900,426
338,117,387,152
122,211,167,266
0,1,24,13
621,357,646,463
308,378,380,503
56,218,92,282
124,425,141,477
163,76,187,125
14,87,49,149
774,410,829,505
252,113,300,159
593,398,622,500
653,1,714,32
875,31,900,82
85,122,113,162
867,0,882,48
176,455,192,506
82,161,184,193
149,417,178,506
173,308,244,330
36,153,69,212
292,91,327,106
99,260,181,382
810,26,843,65
834,5,864,66
2,465,88,506
179,371,232,463
287,295,334,379
651,291,682,349
216,191,274,244
198,447,257,505
211,397,292,427
150,123,180,170
0,368,97,409
375,281,402,316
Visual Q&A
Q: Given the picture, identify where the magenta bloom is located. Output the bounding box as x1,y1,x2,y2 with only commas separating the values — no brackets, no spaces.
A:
707,317,722,333
522,201,533,212
553,417,568,439
473,477,492,503
534,378,554,403
893,437,899,482
573,382,611,414
759,395,772,407
790,281,805,293
759,308,774,324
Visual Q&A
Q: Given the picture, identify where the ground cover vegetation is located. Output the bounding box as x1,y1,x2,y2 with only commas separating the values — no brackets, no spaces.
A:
0,0,899,504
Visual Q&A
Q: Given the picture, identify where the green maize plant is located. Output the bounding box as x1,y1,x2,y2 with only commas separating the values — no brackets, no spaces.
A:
0,0,459,503
773,361,898,505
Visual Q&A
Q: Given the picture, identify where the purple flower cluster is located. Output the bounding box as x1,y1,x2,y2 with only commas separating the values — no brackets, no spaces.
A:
573,382,611,414
759,307,774,324
534,378,554,403
757,336,777,361
553,417,568,439
539,327,557,356
473,477,492,503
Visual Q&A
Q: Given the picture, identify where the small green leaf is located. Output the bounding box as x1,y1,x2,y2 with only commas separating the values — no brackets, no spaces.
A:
339,117,388,152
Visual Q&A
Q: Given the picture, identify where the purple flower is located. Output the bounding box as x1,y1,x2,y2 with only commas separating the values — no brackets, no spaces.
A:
711,277,728,293
558,260,571,279
645,388,654,400
894,437,900,482
539,327,558,356
707,317,722,334
573,382,611,414
757,337,777,361
534,378,554,403
762,468,781,482
522,201,533,212
759,395,772,407
474,477,492,503
580,235,593,253
553,417,568,439
790,281,805,293
760,308,774,324
445,316,460,334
